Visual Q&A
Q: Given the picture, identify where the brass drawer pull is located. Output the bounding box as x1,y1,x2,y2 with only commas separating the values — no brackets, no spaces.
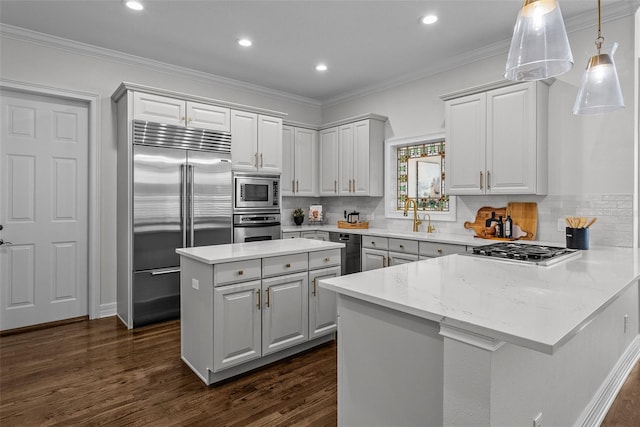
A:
437,249,443,254
399,245,404,249
285,263,291,268
266,288,270,307
480,171,483,190
487,170,491,190
256,289,261,309
324,257,330,262
312,278,317,296
238,270,244,276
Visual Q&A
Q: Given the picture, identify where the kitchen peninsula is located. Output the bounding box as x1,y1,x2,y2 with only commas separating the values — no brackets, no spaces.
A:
320,247,640,426
177,239,344,385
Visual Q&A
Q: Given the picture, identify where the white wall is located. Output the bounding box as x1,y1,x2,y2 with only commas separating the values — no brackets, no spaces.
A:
0,26,322,310
319,15,637,246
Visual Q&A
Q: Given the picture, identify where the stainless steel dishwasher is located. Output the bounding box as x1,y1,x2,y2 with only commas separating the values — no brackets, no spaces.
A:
329,232,362,275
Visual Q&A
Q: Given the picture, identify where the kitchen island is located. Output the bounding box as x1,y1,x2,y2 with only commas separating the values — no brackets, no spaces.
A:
320,247,640,426
177,239,344,385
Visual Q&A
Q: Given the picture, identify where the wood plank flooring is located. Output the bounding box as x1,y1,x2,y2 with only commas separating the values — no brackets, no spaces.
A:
1,317,638,426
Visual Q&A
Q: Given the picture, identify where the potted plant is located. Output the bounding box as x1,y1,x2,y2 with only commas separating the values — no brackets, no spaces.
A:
292,207,305,226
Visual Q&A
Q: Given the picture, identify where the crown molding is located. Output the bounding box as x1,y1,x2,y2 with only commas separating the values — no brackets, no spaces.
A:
322,2,638,107
0,24,322,108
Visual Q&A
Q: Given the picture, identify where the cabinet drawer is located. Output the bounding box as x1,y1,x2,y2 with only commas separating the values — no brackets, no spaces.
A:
388,238,419,255
282,231,300,239
419,242,466,258
362,235,388,250
309,249,341,270
214,259,261,286
262,253,308,278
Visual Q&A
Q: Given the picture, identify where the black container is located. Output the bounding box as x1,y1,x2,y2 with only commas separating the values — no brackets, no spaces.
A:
566,227,589,250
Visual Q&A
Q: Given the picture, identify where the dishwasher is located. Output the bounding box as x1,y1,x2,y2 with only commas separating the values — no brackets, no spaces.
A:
329,232,362,275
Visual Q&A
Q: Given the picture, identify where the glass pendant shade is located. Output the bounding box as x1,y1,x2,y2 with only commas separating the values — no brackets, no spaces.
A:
573,44,625,115
504,0,574,81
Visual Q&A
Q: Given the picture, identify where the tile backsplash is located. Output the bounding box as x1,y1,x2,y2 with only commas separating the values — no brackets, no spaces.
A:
283,193,634,247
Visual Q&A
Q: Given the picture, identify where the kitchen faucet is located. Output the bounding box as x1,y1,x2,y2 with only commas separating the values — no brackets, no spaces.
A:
424,213,436,233
403,198,422,232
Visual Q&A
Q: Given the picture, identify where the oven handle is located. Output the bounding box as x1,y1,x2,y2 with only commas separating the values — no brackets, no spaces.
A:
233,222,281,228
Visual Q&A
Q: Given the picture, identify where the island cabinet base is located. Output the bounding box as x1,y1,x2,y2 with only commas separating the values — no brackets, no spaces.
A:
336,281,639,427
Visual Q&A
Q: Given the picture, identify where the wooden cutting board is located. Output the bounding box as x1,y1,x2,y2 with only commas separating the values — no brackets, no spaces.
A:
337,221,369,229
463,203,537,240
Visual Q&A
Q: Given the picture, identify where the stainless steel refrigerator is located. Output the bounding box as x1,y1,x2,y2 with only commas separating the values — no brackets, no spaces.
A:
132,120,232,327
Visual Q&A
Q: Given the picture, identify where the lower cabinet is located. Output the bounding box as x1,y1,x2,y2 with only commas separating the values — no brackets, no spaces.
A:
309,266,340,339
388,252,419,266
362,235,467,270
301,230,329,241
362,247,388,271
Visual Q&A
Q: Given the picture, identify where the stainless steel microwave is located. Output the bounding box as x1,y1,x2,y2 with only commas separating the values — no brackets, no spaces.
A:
234,173,280,212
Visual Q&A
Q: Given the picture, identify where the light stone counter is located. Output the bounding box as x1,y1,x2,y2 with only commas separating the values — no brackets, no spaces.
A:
176,238,344,264
320,246,640,354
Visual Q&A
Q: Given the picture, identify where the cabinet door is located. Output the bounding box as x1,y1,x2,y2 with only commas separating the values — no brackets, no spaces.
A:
133,92,185,126
388,252,419,266
281,125,295,196
258,115,283,173
338,124,354,194
231,110,258,171
352,120,370,195
486,83,537,194
361,248,387,271
309,266,341,339
186,102,230,132
213,280,262,372
445,93,486,195
294,127,317,196
262,273,309,355
319,127,339,196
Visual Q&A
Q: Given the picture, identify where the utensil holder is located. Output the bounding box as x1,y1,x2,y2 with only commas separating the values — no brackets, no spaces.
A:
566,227,589,250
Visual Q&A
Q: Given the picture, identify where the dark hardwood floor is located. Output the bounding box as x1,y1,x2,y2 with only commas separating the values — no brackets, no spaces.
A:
1,317,638,426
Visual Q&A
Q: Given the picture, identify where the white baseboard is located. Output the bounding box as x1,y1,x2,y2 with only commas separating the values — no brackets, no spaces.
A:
576,334,640,427
99,302,117,318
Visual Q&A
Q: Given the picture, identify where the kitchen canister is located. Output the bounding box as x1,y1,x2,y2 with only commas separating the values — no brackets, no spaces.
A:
566,227,589,250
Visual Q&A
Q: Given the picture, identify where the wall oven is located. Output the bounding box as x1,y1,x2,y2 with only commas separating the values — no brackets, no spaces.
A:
234,173,280,212
233,213,281,243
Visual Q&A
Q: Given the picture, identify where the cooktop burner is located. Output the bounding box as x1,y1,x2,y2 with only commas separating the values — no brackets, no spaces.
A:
467,242,581,266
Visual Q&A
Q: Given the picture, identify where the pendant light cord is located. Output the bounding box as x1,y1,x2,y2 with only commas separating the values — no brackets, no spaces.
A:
596,0,604,52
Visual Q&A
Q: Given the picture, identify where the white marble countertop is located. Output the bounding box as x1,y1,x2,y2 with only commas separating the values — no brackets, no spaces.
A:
282,224,484,246
320,246,640,354
176,239,344,264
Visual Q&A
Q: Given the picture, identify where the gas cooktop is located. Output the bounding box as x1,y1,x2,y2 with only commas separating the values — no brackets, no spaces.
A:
464,242,581,266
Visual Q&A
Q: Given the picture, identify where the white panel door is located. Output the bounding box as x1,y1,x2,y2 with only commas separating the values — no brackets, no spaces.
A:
262,272,308,355
338,124,354,195
133,92,185,126
319,127,339,196
186,102,230,132
309,266,340,339
361,248,387,271
388,252,419,266
258,115,282,173
281,125,294,196
293,127,317,196
352,120,370,195
230,110,258,171
1,90,88,330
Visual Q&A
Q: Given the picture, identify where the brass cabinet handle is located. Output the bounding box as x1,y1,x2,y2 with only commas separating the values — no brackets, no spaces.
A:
353,179,356,192
382,256,387,268
296,180,299,193
255,152,259,168
285,263,291,268
487,170,491,190
349,179,352,192
266,288,270,307
238,270,244,276
292,179,295,192
334,180,337,193
480,171,483,190
256,289,261,309
399,245,404,249
260,153,263,168
437,249,443,254
312,278,317,296
188,117,192,123
181,116,186,121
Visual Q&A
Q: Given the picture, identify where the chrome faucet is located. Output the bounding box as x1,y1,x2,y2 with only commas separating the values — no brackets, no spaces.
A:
403,198,422,232
424,213,436,233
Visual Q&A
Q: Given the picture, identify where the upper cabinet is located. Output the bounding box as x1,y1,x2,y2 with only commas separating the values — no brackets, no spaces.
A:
444,81,549,195
282,125,317,196
319,116,385,197
231,110,283,174
133,92,230,132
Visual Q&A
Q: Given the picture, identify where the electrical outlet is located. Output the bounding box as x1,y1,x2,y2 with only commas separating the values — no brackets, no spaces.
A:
533,412,543,427
192,278,199,290
557,218,566,232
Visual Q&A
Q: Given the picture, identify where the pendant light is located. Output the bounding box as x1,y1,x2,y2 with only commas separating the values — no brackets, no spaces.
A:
573,0,624,115
504,0,573,81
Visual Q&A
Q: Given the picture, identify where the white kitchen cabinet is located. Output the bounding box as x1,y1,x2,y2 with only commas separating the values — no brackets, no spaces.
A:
282,231,301,239
319,127,339,196
362,247,388,271
262,272,309,355
418,241,467,258
309,266,340,339
319,116,385,197
231,110,282,173
213,280,262,372
388,252,419,266
301,230,329,241
282,125,317,196
444,81,548,195
133,92,230,131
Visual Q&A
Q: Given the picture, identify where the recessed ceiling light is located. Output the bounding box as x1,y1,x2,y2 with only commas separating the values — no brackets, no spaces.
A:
316,64,328,72
238,38,252,47
421,15,438,25
125,1,144,11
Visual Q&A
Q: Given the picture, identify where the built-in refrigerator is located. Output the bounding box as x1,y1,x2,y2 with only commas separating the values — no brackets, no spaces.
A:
132,120,232,327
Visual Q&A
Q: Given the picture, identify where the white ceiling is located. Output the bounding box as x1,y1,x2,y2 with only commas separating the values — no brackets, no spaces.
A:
0,0,637,103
